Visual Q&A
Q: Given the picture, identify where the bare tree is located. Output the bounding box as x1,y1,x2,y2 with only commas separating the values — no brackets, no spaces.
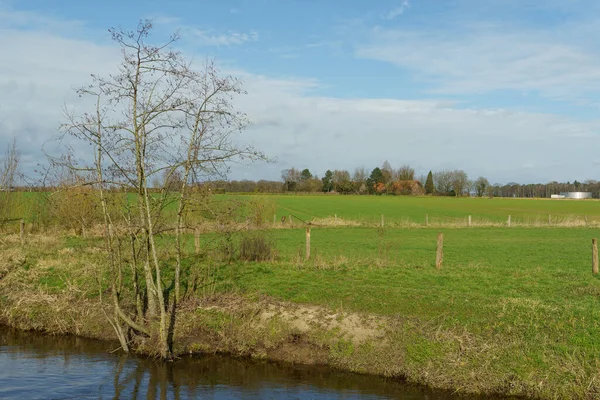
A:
433,170,453,195
451,170,470,197
352,166,368,193
381,160,393,185
281,168,301,191
486,183,497,198
0,137,19,222
60,21,264,359
332,169,352,193
395,164,415,181
474,176,490,197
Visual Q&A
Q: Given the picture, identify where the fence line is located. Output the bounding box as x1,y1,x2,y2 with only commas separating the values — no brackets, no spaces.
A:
286,213,598,229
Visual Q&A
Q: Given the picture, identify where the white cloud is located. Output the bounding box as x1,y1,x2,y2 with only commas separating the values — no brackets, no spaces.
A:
0,7,85,33
356,22,600,98
149,14,258,47
234,87,600,183
185,28,259,46
383,1,410,20
0,26,120,148
145,14,182,26
2,8,600,184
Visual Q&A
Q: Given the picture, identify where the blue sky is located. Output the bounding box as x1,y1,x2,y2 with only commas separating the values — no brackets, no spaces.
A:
2,0,600,184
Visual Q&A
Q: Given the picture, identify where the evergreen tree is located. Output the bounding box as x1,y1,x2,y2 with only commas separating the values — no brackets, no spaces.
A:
300,168,312,181
367,167,384,194
425,170,435,194
321,170,334,192
369,167,384,184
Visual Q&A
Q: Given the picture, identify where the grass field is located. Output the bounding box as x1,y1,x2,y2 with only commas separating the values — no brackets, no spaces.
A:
260,194,600,225
6,192,600,227
4,194,600,398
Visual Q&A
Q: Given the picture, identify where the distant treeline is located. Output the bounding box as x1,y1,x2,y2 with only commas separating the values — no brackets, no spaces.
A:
202,161,600,198
6,161,600,198
201,179,600,198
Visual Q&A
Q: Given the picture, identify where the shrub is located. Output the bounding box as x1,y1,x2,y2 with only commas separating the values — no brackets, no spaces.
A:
246,197,277,227
239,232,274,261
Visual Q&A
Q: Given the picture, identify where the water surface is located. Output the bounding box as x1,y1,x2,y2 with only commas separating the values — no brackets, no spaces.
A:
0,326,503,399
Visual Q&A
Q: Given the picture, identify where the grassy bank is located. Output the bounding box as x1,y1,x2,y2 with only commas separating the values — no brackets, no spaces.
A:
2,227,600,399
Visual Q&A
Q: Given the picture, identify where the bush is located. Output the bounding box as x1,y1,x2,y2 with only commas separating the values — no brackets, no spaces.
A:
49,187,103,234
239,232,274,261
246,197,277,227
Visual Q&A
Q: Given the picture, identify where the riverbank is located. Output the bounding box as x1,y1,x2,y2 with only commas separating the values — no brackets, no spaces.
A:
2,230,600,399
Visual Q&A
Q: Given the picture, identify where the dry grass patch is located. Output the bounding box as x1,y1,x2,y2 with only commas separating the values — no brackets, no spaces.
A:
311,216,361,227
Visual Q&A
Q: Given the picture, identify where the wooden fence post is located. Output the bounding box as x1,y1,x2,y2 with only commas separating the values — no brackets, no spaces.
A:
273,214,276,224
593,238,598,275
425,213,429,226
548,214,551,225
436,233,444,270
305,227,311,260
20,219,25,246
508,215,511,227
468,215,472,227
334,214,337,223
381,214,384,228
585,215,588,226
289,214,292,226
194,227,200,255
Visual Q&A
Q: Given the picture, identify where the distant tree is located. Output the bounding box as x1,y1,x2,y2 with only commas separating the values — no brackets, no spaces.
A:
332,169,351,193
381,160,393,185
336,179,354,194
425,171,435,194
474,176,490,197
281,168,301,192
321,170,334,192
300,168,313,181
297,169,321,192
370,167,384,184
433,170,453,195
352,167,368,194
451,170,469,197
256,180,284,193
486,183,497,198
396,164,415,181
300,178,323,192
0,137,19,221
162,167,183,192
151,177,162,189
367,167,384,194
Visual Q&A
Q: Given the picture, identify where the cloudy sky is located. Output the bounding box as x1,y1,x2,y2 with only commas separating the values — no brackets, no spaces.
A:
2,0,600,184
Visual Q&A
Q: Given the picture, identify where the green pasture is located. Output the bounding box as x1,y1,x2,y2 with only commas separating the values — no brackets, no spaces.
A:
6,192,600,226
258,195,600,225
222,227,597,311
57,225,600,338
205,226,600,395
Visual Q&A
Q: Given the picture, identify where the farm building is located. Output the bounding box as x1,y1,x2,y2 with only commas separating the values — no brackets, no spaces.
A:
551,192,592,199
